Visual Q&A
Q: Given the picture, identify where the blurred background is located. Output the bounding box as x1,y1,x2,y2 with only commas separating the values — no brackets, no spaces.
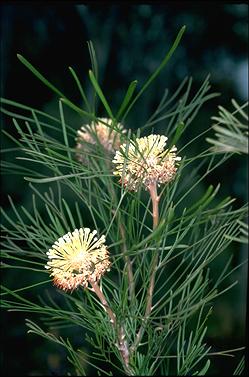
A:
1,2,248,376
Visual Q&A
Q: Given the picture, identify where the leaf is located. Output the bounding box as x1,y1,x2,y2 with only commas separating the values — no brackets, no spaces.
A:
167,121,185,150
89,70,114,119
17,54,65,98
68,66,91,112
122,25,186,120
116,80,138,120
207,100,248,154
16,54,93,120
233,356,245,375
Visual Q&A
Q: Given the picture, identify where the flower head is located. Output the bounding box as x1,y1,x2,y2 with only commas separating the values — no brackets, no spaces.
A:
45,228,111,291
112,134,181,191
76,118,125,162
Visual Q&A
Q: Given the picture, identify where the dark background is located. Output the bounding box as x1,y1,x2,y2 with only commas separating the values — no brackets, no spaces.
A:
1,2,248,376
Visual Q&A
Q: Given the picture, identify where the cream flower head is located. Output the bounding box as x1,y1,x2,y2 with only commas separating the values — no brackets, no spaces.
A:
45,228,111,291
76,118,125,162
112,134,181,191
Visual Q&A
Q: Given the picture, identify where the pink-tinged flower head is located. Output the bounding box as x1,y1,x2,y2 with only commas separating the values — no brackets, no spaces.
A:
76,118,125,162
45,228,111,291
112,134,181,191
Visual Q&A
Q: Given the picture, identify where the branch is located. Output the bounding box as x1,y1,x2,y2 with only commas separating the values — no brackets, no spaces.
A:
90,280,133,375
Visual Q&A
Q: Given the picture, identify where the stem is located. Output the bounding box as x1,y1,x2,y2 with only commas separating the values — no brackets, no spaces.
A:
149,181,160,229
130,181,160,354
90,280,133,375
90,280,116,324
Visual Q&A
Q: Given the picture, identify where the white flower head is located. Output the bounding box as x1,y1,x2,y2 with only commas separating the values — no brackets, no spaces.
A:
45,228,111,291
112,134,181,191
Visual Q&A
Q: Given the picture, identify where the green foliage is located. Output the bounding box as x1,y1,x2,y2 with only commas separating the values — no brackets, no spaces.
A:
233,356,245,375
0,27,247,376
206,99,248,154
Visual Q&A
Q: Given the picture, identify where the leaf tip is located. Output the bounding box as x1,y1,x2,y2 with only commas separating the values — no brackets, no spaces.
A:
88,70,93,80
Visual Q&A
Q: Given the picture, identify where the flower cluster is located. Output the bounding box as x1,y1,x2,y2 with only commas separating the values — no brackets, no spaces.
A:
45,228,111,291
46,134,181,290
112,134,181,191
76,118,125,162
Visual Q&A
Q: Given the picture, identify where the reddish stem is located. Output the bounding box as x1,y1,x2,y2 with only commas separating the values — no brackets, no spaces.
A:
90,280,133,374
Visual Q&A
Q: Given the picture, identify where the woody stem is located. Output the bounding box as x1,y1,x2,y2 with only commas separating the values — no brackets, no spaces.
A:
90,280,116,324
90,280,133,375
